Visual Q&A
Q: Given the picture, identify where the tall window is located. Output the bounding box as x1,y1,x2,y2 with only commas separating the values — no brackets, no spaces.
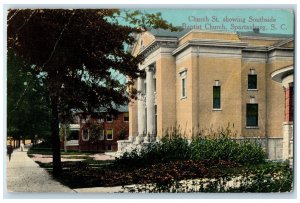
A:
213,81,221,109
182,78,186,98
248,69,257,90
106,115,113,122
82,129,89,141
106,129,113,140
179,69,187,99
246,104,258,127
123,112,129,122
69,129,79,140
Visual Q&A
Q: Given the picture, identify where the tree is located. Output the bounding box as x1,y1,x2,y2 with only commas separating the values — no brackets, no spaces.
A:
7,9,175,176
7,52,51,146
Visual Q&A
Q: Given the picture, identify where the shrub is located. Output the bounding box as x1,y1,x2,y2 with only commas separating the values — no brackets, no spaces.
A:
116,127,267,167
115,136,191,167
122,161,293,193
190,137,266,164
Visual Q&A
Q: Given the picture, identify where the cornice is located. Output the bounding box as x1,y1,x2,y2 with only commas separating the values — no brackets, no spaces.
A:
172,39,248,56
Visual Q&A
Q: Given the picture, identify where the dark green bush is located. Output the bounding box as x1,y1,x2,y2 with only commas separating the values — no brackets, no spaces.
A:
122,161,293,193
190,137,266,164
116,132,267,167
115,135,191,167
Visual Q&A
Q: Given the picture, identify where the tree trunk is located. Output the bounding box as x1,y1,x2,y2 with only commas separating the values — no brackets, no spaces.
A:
50,94,62,176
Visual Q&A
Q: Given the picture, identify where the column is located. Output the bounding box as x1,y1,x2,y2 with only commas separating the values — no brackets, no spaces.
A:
146,66,156,142
135,77,146,144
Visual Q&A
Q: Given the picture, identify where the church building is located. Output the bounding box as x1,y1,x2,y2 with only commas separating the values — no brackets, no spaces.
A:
118,28,294,161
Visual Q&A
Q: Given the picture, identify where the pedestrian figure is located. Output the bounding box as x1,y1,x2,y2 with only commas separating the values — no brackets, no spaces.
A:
7,145,13,162
20,141,25,152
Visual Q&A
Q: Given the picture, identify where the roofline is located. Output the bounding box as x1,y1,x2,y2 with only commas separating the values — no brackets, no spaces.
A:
178,29,238,41
238,35,294,41
172,39,248,56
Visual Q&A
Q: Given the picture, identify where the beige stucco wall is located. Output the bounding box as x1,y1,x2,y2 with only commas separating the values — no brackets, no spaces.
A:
241,59,267,138
197,55,243,138
175,46,244,138
176,52,194,137
156,52,177,138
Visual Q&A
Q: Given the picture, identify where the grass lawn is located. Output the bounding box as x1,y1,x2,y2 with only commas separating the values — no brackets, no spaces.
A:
32,156,291,192
28,140,292,192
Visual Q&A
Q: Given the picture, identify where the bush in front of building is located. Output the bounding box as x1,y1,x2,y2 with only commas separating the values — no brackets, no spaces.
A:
190,137,266,164
116,129,267,167
121,161,292,193
115,136,191,168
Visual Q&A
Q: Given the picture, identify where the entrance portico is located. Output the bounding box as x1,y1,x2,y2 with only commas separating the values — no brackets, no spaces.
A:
271,65,294,163
135,64,157,144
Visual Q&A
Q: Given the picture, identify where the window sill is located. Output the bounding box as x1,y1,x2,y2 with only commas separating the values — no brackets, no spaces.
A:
245,126,259,129
212,108,222,111
247,89,258,91
180,96,187,100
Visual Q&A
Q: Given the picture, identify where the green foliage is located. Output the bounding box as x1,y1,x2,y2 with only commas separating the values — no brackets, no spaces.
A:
59,124,70,140
7,52,51,141
115,136,191,167
190,137,266,164
118,127,127,140
116,128,266,167
89,123,104,143
7,9,177,174
122,162,293,193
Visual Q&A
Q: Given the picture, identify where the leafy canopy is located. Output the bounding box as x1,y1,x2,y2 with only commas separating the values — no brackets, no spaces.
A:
7,9,175,119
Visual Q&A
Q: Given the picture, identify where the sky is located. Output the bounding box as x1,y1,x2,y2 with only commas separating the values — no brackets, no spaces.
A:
134,9,294,34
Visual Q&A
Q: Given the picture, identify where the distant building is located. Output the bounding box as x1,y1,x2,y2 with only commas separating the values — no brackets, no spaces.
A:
118,28,294,162
61,106,129,152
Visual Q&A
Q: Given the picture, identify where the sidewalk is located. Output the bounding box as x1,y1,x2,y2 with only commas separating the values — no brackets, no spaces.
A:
6,146,75,193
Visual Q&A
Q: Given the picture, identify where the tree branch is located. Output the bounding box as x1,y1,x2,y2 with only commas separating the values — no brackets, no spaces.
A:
16,10,36,34
7,10,20,22
42,11,76,68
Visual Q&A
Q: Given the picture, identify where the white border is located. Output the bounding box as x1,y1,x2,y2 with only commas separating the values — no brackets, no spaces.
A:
1,1,299,202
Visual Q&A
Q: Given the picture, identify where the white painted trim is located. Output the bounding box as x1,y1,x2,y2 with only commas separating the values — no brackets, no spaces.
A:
212,109,222,111
238,35,291,41
173,39,247,56
66,140,79,146
282,74,294,88
245,126,259,129
270,65,293,83
70,124,80,129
